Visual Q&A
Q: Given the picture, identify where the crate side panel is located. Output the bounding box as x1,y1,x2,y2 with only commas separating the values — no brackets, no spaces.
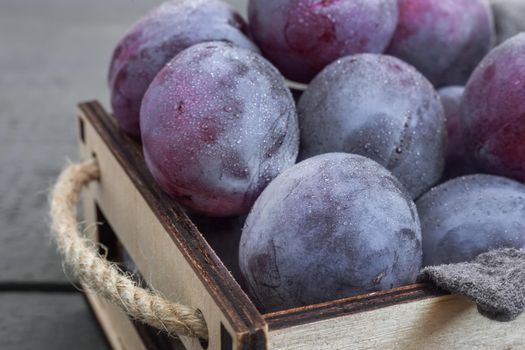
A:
267,294,525,350
264,284,442,330
78,106,266,350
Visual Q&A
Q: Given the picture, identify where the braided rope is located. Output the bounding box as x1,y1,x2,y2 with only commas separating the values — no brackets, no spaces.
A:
49,159,208,340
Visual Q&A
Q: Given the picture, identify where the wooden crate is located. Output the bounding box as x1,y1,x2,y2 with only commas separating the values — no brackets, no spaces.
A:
78,101,525,350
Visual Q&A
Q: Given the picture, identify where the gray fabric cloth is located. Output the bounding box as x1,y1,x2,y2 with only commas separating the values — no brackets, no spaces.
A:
418,248,525,321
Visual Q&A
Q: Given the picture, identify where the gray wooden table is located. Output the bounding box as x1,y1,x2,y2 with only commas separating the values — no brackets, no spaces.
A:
0,0,245,348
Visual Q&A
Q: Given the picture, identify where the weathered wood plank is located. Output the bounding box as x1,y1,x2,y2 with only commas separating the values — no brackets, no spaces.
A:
268,295,525,350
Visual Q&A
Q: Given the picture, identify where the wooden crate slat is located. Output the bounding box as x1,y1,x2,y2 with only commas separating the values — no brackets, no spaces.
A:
264,283,443,330
267,294,525,349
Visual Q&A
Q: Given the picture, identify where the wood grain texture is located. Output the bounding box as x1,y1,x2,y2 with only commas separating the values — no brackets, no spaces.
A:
265,284,444,330
268,295,525,349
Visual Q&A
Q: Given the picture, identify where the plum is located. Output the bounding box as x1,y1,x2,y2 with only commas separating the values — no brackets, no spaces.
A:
438,86,477,178
239,153,422,311
298,54,446,198
247,0,398,83
140,42,299,217
108,0,258,138
462,33,525,182
417,175,525,266
387,0,495,87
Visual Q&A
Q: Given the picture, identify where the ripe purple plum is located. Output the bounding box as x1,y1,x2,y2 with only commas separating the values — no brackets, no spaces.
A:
387,0,495,87
417,175,525,266
239,153,422,311
462,33,525,182
298,54,446,198
247,0,398,83
438,86,477,178
140,42,299,217
108,0,258,137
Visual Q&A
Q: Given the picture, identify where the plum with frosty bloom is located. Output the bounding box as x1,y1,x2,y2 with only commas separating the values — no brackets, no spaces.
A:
108,0,258,137
387,0,495,87
462,33,525,182
298,54,446,198
417,175,525,266
248,0,398,83
240,153,422,311
140,42,299,217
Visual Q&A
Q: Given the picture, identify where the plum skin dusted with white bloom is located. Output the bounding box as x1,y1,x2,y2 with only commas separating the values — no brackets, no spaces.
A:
108,0,258,137
387,0,495,87
461,33,525,182
247,0,399,83
240,153,422,312
298,54,446,199
417,175,525,266
140,42,299,217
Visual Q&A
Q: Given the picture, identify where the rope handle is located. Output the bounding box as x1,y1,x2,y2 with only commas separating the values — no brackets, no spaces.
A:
49,159,208,340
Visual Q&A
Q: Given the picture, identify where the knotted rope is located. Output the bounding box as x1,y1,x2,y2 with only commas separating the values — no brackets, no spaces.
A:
49,158,208,340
